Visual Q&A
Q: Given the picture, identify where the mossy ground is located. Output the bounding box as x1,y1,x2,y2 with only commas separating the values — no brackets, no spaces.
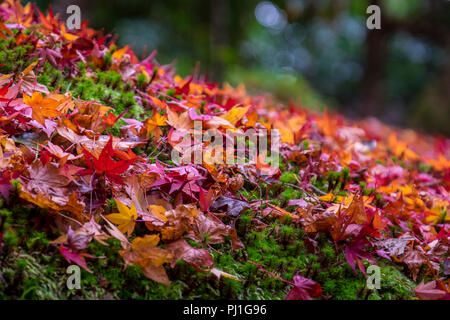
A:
0,32,417,300
0,170,415,300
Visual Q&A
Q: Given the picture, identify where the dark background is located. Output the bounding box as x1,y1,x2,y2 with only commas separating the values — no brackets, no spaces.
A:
33,0,450,136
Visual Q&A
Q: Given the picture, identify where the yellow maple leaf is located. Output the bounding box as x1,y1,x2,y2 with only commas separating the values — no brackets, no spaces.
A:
131,235,172,266
120,234,172,286
319,192,335,202
23,92,60,125
221,106,249,126
105,199,137,235
21,60,38,76
145,112,167,139
147,205,169,223
60,23,78,41
425,199,450,224
278,126,294,144
112,45,129,60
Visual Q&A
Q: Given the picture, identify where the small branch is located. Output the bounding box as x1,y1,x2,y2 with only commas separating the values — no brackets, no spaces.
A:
247,260,294,286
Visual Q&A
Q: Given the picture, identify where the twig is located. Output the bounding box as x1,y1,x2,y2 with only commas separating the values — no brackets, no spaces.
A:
308,183,327,196
247,260,294,286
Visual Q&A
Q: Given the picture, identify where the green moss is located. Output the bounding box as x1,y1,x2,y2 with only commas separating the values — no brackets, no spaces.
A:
0,37,34,74
321,242,336,260
418,163,432,173
35,62,144,120
281,187,302,201
280,172,296,184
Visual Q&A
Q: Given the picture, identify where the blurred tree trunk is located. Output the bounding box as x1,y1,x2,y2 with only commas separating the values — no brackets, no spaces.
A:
209,0,229,82
360,0,387,118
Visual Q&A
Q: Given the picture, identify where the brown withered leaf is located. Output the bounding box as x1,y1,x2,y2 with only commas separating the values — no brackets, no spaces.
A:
284,147,320,165
148,204,198,241
185,212,230,245
399,246,427,281
228,174,244,192
120,235,172,286
0,136,23,170
80,217,109,245
346,193,368,225
25,162,70,194
20,70,50,96
229,228,244,251
123,175,167,227
299,207,336,233
166,239,213,272
262,203,300,220
19,188,87,221
56,127,141,157
71,102,112,132
329,196,368,242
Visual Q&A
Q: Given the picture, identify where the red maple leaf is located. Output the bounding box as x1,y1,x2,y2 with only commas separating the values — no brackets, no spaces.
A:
286,275,322,300
79,135,135,184
345,237,376,275
58,245,94,273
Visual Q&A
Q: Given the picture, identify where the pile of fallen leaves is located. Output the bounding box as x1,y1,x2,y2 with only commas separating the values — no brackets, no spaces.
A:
0,1,448,300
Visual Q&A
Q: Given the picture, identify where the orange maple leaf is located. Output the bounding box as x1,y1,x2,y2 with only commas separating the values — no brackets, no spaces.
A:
23,92,60,125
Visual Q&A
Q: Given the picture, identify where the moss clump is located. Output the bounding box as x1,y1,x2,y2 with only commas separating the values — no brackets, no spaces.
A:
0,36,35,74
280,172,296,184
281,187,302,201
35,60,145,120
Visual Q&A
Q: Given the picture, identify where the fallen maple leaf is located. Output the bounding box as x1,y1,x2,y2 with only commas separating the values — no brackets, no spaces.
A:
145,112,167,139
399,246,426,281
23,91,59,125
185,212,231,245
120,234,172,286
59,244,94,273
79,135,135,184
105,199,137,236
148,204,198,241
166,238,213,272
286,274,322,300
210,196,249,217
19,188,87,222
220,105,249,126
345,237,376,275
415,279,450,300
